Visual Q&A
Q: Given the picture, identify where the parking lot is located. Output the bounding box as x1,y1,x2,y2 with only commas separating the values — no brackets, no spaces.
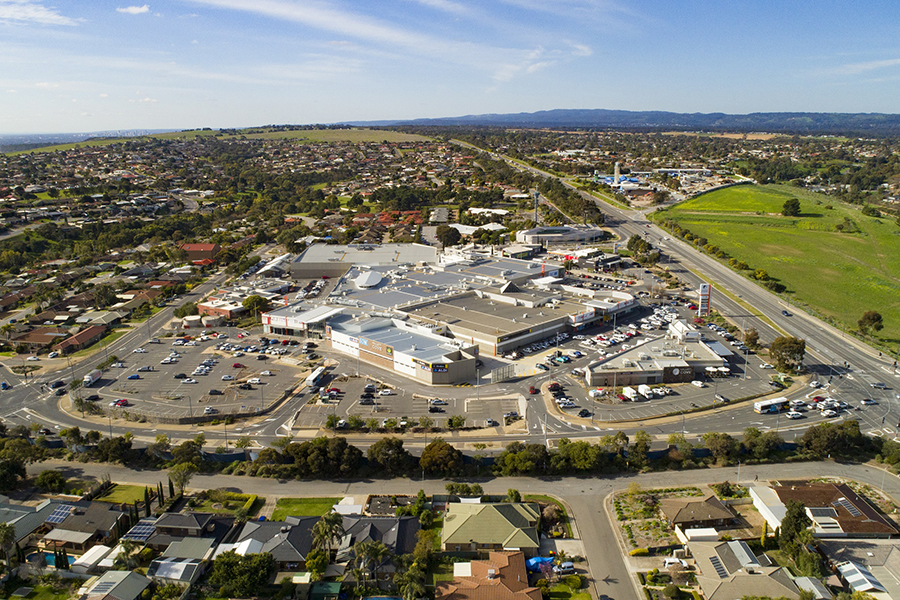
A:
88,331,313,419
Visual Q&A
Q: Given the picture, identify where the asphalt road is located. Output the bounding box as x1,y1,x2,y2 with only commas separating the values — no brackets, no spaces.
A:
31,458,900,600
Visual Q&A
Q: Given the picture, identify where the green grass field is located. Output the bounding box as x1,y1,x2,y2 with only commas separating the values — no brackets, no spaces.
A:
271,497,340,520
651,184,900,346
195,493,264,517
8,128,430,155
96,483,148,504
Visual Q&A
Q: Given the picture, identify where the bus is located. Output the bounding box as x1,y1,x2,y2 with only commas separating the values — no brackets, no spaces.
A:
305,366,325,388
754,397,789,414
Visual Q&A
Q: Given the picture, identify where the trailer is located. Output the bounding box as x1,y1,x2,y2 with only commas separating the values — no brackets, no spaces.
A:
622,386,639,401
638,384,654,399
83,369,102,387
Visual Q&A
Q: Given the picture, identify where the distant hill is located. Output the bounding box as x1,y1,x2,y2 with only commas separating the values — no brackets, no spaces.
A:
346,109,900,136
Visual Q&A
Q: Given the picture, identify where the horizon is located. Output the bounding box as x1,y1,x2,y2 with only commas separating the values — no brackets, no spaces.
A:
4,1,900,134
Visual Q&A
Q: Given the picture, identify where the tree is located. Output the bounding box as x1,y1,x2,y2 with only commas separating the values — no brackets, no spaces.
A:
312,511,345,553
419,438,463,476
782,198,801,217
435,224,461,247
858,311,884,334
0,459,25,493
209,551,276,597
173,302,198,318
305,548,328,579
35,470,66,492
367,437,412,477
779,499,812,554
0,522,15,567
168,463,198,494
113,538,140,570
770,336,806,372
743,328,760,349
506,488,522,503
702,432,737,463
352,540,391,588
629,430,652,468
242,295,271,321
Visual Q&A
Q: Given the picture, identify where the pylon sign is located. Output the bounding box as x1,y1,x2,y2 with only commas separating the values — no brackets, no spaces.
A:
698,283,712,316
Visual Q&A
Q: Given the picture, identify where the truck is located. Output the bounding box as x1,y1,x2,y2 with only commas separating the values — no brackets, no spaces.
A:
83,369,102,387
638,384,654,400
622,386,639,401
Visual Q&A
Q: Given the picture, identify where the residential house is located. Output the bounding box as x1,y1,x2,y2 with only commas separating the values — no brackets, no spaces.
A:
442,503,540,556
147,538,216,585
0,498,62,545
660,495,736,530
435,551,541,600
79,571,151,600
179,243,220,263
41,502,127,552
215,516,318,571
818,540,900,600
144,512,234,551
750,481,899,538
336,515,420,579
52,325,107,354
11,327,70,351
689,540,800,600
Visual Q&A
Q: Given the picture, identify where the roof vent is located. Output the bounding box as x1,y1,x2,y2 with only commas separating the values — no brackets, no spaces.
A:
487,569,496,580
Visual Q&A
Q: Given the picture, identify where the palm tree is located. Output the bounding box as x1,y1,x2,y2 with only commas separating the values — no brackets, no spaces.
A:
0,523,16,567
398,562,426,600
112,538,139,570
353,540,391,588
311,512,345,554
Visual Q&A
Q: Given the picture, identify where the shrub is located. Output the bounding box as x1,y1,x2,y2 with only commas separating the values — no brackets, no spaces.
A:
564,574,584,589
630,548,650,556
663,583,680,599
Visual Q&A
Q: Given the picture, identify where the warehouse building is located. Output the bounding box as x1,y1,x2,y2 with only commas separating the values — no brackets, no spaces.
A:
515,225,607,245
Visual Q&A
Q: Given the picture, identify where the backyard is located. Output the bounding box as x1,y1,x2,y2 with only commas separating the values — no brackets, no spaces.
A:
95,483,149,505
271,497,340,520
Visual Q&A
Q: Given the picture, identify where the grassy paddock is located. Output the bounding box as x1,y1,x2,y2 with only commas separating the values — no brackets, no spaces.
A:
653,184,900,346
271,497,340,520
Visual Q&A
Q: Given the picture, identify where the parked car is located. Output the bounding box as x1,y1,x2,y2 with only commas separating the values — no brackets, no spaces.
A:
238,383,252,390
0,382,9,390
378,389,393,396
48,351,59,358
127,374,141,380
204,406,218,414
428,406,444,413
173,373,187,379
233,363,245,368
429,398,447,405
208,389,223,395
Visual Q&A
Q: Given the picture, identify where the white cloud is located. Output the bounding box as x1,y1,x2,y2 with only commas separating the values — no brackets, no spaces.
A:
191,39,199,44
7,89,16,93
138,97,157,102
832,58,900,76
410,0,471,17
98,93,108,97
0,0,78,26
570,43,592,57
34,81,59,88
116,4,150,14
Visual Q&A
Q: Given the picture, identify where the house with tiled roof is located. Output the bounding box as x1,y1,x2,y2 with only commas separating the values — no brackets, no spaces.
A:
178,243,220,262
442,502,540,556
660,495,736,530
435,551,541,600
52,325,107,354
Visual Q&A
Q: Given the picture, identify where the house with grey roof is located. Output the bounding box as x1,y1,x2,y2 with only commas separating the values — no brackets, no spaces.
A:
336,515,420,578
215,516,318,571
0,498,61,545
80,570,151,600
689,540,800,600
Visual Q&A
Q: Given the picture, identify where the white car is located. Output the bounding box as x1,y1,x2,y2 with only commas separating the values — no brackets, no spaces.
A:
760,363,774,369
133,348,146,353
26,356,39,361
691,380,705,388
861,398,877,405
183,378,198,384
203,406,217,414
247,377,261,385
260,370,273,376
113,362,125,368
786,411,803,419
379,389,393,396
429,398,447,405
789,399,806,408
821,409,839,418
47,351,59,359
221,375,235,381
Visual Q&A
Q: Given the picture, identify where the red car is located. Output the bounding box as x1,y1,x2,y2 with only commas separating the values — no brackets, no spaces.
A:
812,396,825,403
233,363,245,368
327,387,341,394
529,386,538,394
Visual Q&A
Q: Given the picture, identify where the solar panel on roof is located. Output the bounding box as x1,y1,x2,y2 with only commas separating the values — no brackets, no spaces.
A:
809,507,838,518
834,497,862,517
45,504,74,524
709,556,728,578
91,583,115,594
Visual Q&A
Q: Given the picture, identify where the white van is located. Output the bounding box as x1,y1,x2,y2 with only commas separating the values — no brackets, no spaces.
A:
691,380,705,388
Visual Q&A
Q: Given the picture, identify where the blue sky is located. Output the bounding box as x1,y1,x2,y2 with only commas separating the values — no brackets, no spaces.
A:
2,0,900,133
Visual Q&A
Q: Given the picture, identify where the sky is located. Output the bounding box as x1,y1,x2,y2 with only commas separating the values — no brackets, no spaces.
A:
3,0,900,133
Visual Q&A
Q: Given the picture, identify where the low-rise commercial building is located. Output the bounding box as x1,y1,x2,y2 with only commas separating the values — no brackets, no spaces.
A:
290,243,438,280
515,225,607,245
326,315,478,385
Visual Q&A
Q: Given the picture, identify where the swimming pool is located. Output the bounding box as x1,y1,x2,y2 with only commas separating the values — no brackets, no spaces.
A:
26,551,76,567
